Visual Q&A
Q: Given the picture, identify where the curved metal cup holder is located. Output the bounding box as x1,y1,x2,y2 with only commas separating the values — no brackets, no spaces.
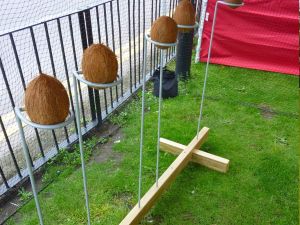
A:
145,33,177,49
135,32,177,209
177,22,199,30
73,71,122,89
15,107,74,130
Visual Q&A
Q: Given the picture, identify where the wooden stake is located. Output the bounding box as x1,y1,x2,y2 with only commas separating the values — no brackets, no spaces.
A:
160,138,229,173
119,127,209,225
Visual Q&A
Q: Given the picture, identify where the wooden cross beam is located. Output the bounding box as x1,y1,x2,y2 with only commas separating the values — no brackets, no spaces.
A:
120,127,210,225
159,138,229,173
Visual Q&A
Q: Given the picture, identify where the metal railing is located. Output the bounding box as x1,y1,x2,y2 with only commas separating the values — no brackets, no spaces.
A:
0,0,180,198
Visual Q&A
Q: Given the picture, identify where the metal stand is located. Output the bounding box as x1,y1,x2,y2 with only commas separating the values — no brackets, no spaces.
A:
137,34,177,206
15,108,74,225
196,0,244,136
72,71,122,225
120,30,230,225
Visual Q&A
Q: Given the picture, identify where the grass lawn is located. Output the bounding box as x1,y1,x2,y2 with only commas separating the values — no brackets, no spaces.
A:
6,58,299,225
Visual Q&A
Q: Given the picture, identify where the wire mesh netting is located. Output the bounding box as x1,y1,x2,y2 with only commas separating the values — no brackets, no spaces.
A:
0,0,202,197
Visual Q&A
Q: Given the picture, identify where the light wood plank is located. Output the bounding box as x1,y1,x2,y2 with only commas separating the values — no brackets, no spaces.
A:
119,127,209,225
160,138,229,173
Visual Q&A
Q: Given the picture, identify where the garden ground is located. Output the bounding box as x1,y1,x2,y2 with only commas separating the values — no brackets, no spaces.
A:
5,58,299,225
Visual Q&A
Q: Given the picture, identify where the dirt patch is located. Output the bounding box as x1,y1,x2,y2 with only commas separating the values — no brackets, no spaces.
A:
89,123,123,164
258,104,275,119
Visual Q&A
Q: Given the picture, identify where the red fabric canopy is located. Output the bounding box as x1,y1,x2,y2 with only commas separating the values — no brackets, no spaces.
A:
199,0,299,76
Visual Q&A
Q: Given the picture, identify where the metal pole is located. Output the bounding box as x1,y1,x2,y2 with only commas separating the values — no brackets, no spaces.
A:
196,0,200,15
195,0,208,63
73,76,91,225
156,49,164,187
196,1,219,137
138,38,148,208
15,115,44,225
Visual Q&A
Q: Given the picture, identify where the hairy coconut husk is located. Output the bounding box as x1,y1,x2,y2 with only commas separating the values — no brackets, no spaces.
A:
150,16,178,49
82,44,118,84
224,0,243,9
25,73,70,125
173,0,195,32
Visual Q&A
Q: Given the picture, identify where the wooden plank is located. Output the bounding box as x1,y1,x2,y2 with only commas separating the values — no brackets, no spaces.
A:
160,138,229,173
119,127,209,225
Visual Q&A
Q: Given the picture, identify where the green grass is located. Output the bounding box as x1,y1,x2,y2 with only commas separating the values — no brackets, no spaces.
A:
6,60,298,225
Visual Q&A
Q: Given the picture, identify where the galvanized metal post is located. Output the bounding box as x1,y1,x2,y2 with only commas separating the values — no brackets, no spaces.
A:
15,115,44,225
78,11,96,122
196,0,244,136
73,76,91,225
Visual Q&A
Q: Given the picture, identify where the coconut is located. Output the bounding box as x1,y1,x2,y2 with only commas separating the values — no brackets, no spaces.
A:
173,0,196,32
82,44,118,84
150,16,178,49
25,73,70,125
224,0,243,9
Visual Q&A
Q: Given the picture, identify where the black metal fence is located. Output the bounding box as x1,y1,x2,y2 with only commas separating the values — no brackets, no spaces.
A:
0,0,183,197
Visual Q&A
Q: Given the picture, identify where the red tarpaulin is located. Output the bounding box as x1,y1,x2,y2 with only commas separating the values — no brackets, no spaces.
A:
199,0,299,76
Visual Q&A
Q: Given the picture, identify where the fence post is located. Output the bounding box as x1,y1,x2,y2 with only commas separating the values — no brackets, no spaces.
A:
78,11,97,123
84,10,103,126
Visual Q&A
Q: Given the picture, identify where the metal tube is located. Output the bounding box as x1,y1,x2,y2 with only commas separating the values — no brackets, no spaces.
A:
156,49,164,187
15,114,44,225
73,75,91,225
138,38,147,208
145,34,177,47
196,0,200,18
14,108,74,130
196,1,219,137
